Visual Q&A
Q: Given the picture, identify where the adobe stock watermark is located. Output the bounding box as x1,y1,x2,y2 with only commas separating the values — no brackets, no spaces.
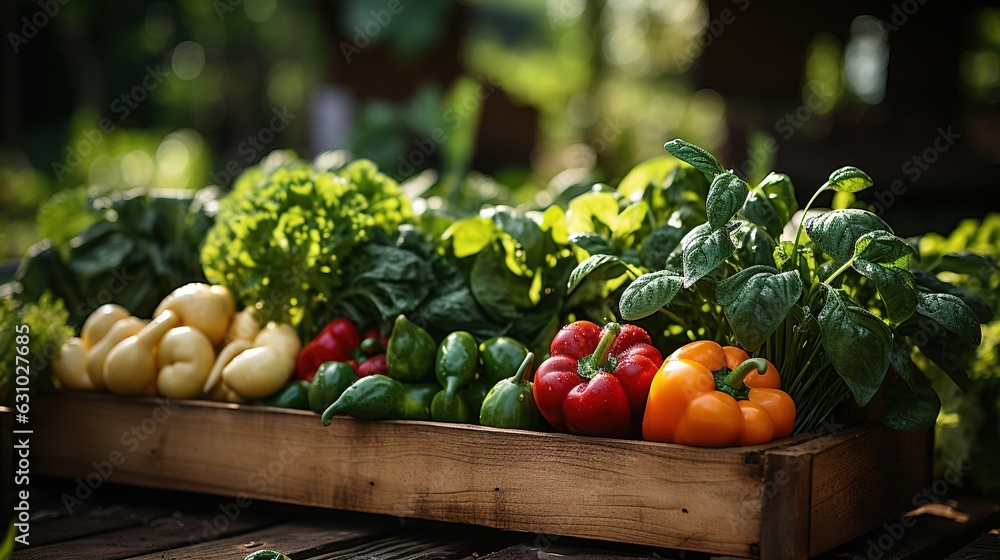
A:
673,0,750,72
187,440,302,545
60,398,180,513
339,0,412,63
395,75,499,178
51,64,170,182
869,126,960,216
7,0,70,54
853,458,970,560
209,106,296,187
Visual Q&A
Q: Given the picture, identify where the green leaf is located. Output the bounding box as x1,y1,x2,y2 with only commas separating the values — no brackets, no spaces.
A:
880,381,940,431
442,216,494,259
68,232,135,278
734,222,777,268
706,172,749,229
817,285,892,406
902,317,968,392
910,270,993,323
804,209,891,263
566,191,620,236
757,172,797,227
470,248,520,321
742,191,784,239
663,139,725,180
826,166,874,193
612,201,649,245
680,222,738,288
569,232,616,256
915,292,982,345
852,260,917,326
639,225,684,270
890,335,915,389
716,266,802,350
619,271,685,320
494,207,544,263
934,252,997,276
853,230,915,264
617,156,678,202
567,254,626,292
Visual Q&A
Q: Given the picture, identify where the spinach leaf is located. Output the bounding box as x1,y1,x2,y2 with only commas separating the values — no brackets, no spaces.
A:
619,271,685,321
804,209,891,263
706,172,749,229
817,284,891,406
716,266,801,351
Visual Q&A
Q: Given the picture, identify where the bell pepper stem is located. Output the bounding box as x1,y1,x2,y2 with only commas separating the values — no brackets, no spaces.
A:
593,323,621,369
512,352,535,385
724,358,768,390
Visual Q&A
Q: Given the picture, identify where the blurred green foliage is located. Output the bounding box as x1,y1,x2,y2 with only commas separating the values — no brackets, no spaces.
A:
914,214,1000,493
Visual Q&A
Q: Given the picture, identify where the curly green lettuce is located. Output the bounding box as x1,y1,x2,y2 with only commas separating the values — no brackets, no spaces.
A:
200,151,412,335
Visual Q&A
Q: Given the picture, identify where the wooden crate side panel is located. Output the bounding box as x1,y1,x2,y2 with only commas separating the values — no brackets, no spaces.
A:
807,426,931,556
33,396,766,557
759,451,813,560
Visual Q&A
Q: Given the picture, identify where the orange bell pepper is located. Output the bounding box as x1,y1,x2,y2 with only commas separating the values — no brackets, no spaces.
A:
642,340,796,447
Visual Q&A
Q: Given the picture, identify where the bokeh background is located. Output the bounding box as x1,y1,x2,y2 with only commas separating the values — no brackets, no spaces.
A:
3,0,999,267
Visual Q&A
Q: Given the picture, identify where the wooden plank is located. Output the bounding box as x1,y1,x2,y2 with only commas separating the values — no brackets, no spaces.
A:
807,426,931,556
310,527,519,560
32,393,773,557
758,451,812,560
946,534,1000,559
476,542,670,559
28,503,173,547
127,516,397,560
15,506,289,560
815,494,1000,559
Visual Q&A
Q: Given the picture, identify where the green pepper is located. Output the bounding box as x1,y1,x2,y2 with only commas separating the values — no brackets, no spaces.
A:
435,331,478,408
461,377,492,423
321,375,432,425
244,550,291,560
308,361,357,414
385,314,436,382
478,336,529,384
263,380,311,410
480,352,541,430
402,382,439,420
431,389,472,423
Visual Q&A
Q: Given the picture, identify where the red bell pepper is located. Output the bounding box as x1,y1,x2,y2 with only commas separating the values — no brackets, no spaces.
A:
295,319,388,381
532,321,663,438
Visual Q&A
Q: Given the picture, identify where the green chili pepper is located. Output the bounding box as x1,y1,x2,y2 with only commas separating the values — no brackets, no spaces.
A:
480,352,540,430
308,361,357,414
478,336,529,384
431,389,472,423
402,382,439,420
263,380,311,410
461,377,492,423
385,314,436,382
321,375,432,425
435,331,478,409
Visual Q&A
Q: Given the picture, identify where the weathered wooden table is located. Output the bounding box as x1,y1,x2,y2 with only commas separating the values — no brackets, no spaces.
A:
11,475,999,559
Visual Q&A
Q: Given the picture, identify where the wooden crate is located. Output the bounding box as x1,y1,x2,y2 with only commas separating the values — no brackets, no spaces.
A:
31,393,930,559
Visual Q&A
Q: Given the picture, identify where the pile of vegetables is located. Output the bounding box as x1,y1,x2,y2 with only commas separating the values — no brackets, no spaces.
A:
9,138,995,454
50,283,301,403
